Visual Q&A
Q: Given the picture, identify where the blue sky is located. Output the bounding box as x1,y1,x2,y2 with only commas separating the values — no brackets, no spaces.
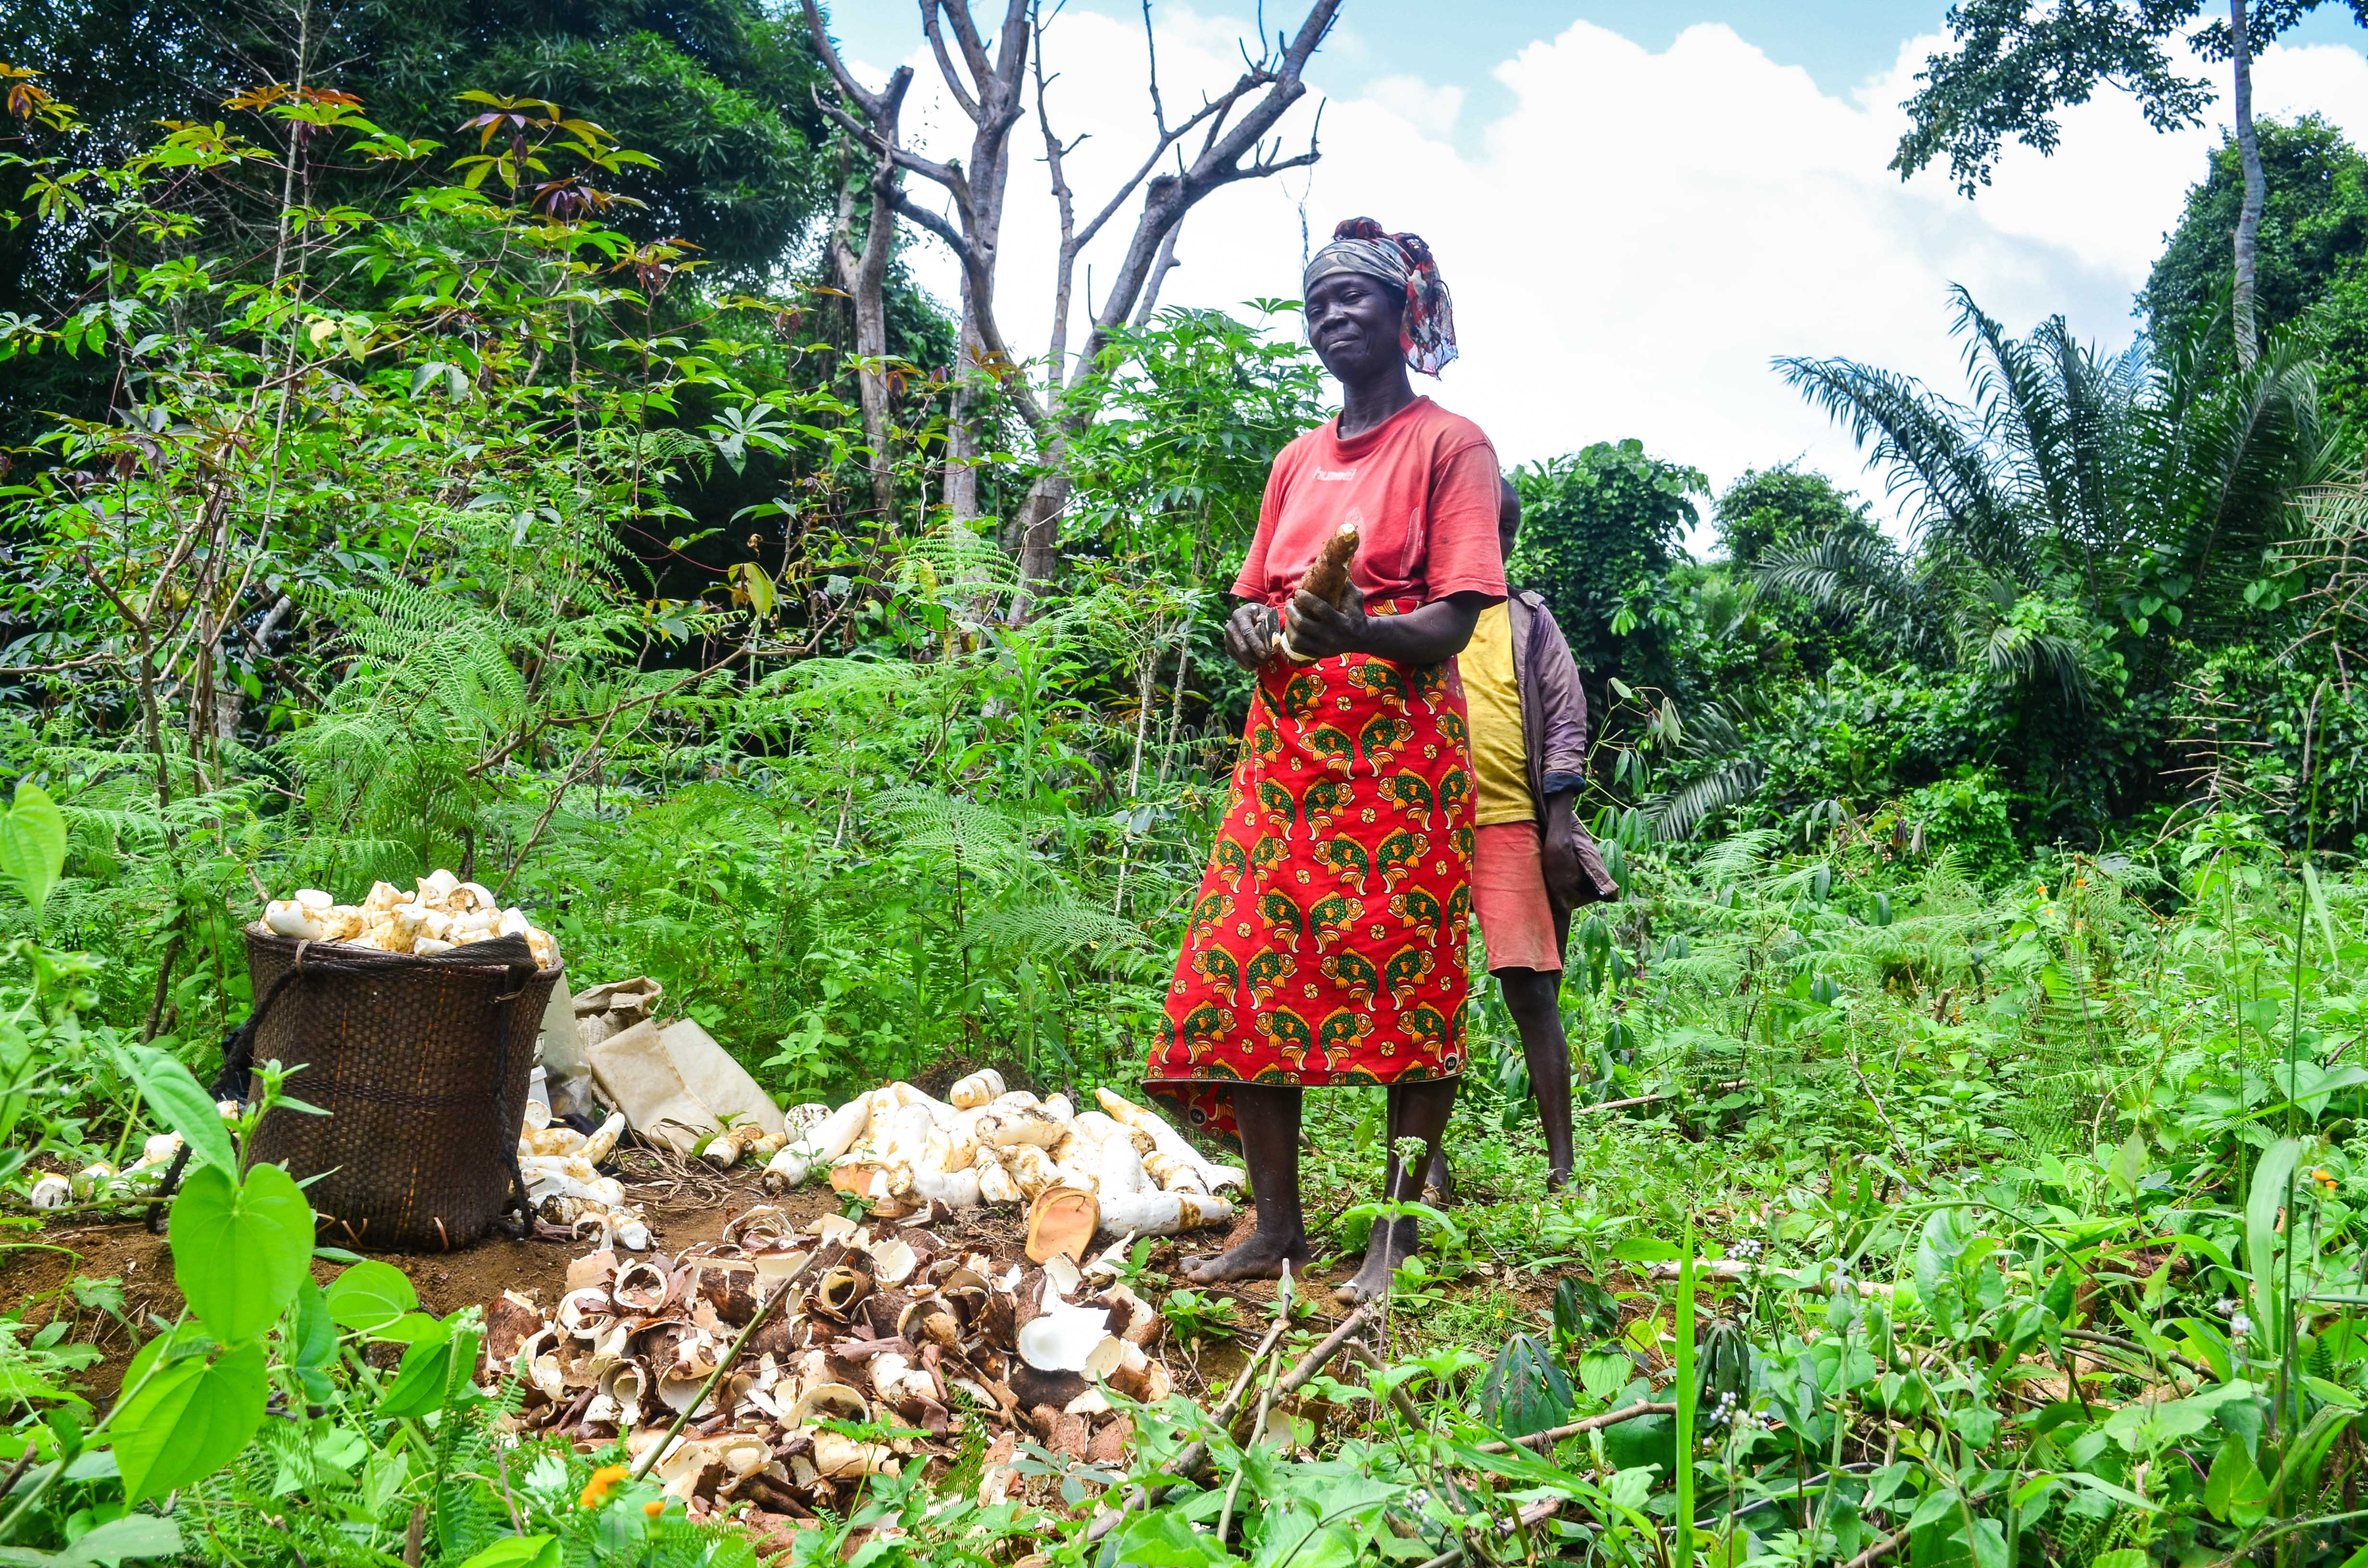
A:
825,1,2368,109
826,2,2368,522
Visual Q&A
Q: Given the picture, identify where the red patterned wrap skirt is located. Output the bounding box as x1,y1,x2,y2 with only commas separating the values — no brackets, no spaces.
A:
1148,635,1475,1140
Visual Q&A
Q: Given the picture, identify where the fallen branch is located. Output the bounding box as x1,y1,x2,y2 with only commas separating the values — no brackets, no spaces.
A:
1087,1299,1366,1544
1274,1304,1371,1398
1840,1525,1911,1568
2063,1327,2209,1379
1471,1399,1676,1455
1413,1496,1563,1568
1646,1258,1898,1296
625,1245,828,1484
1578,1080,1749,1118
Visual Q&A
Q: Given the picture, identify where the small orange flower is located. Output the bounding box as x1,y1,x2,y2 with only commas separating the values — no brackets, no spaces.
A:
2313,1167,2338,1191
643,1500,666,1519
579,1463,631,1509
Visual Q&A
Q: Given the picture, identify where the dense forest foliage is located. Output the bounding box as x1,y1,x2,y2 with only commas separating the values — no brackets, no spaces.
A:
6,2,2368,1563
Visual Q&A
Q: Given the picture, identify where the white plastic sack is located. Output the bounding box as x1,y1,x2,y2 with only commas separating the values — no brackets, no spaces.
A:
657,1019,785,1139
586,1015,784,1157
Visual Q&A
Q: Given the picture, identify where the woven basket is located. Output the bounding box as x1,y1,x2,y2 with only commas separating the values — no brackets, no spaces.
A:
240,924,562,1252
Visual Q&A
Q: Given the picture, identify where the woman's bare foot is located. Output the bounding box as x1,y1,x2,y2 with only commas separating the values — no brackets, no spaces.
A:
1333,1217,1417,1305
1181,1227,1309,1285
1545,1166,1570,1195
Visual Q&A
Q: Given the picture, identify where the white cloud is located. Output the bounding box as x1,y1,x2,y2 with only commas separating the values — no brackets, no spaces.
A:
1363,74,1463,137
873,10,2368,544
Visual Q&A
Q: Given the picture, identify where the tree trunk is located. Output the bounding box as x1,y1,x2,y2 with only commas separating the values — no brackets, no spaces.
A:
1011,465,1074,614
826,69,913,530
799,3,913,528
848,207,900,527
2231,0,2264,368
945,300,980,520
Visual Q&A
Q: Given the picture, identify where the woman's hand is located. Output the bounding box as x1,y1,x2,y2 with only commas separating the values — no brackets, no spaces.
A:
1225,601,1281,671
1284,581,1369,661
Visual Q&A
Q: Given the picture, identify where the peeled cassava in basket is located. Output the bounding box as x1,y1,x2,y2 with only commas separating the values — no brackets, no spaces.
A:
242,925,560,1250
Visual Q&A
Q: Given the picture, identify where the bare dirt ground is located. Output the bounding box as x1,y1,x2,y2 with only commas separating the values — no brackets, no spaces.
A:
0,1170,1331,1409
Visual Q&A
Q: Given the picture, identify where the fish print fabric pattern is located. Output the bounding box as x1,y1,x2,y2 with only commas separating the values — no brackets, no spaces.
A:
1150,615,1474,1139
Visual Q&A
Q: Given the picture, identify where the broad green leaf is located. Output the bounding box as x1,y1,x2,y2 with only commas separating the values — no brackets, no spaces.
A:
375,1324,457,1419
370,1311,446,1345
290,1279,335,1403
2102,1379,2252,1453
2106,1131,2148,1198
0,782,66,915
2305,860,2341,964
1578,1351,1630,1402
169,1163,313,1344
110,1342,265,1502
123,1046,234,1176
0,1514,182,1567
2245,1139,2306,1358
119,1323,213,1399
455,1536,559,1568
1477,1332,1571,1438
1599,1411,1673,1476
52,1514,184,1567
291,1280,336,1369
1905,1487,1957,1531
324,1260,419,1335
1113,1508,1231,1567
2039,1265,2075,1323
2205,1433,2268,1525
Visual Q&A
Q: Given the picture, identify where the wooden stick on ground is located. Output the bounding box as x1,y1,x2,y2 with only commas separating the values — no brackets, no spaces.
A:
626,1245,829,1484
1273,1305,1372,1398
1087,1301,1370,1544
1839,1525,1911,1568
1470,1398,1677,1455
1578,1080,1749,1118
1413,1496,1564,1568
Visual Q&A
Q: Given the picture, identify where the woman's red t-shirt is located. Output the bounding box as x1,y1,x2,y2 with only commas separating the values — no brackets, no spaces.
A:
1233,396,1507,610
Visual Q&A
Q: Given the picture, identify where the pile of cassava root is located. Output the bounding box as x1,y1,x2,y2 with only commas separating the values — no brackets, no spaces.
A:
517,1103,654,1251
763,1075,1242,1239
484,1208,1176,1525
263,869,559,969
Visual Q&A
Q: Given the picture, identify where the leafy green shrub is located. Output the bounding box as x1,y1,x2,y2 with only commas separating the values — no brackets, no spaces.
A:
1901,768,2018,883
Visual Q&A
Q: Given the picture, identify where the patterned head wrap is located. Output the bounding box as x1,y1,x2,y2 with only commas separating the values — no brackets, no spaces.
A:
1301,217,1458,376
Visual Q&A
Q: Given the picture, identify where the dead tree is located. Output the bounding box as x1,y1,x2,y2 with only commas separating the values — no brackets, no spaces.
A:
805,0,1337,608
914,0,1033,523
802,7,912,530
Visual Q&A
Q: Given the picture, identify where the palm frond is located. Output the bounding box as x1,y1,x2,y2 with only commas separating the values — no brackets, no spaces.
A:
1775,351,2024,577
1647,755,1767,843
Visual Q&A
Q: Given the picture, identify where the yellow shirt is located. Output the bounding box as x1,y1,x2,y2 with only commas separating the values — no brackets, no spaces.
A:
1461,600,1532,825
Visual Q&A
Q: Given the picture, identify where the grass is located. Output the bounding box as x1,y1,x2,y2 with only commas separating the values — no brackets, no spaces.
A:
1074,818,2368,1565
1,811,2363,1566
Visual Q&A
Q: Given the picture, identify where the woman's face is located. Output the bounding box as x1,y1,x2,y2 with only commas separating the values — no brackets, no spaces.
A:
1306,271,1406,385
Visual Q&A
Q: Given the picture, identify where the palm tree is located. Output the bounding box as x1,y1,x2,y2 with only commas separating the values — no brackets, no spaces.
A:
1646,285,2331,842
1769,284,2328,691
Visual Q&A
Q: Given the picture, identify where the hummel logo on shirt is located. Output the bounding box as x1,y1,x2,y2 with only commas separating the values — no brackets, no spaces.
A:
1313,466,1357,481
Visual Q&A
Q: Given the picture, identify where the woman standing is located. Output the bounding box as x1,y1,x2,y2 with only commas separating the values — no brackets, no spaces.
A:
1147,218,1505,1305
